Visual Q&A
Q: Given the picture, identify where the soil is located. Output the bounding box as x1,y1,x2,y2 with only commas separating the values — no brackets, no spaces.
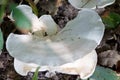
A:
0,0,120,80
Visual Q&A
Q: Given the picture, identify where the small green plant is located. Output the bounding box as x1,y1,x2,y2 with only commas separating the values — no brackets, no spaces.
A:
102,12,120,29
32,67,40,80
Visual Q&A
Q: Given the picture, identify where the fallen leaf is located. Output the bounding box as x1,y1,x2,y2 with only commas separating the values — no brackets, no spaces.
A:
98,50,120,68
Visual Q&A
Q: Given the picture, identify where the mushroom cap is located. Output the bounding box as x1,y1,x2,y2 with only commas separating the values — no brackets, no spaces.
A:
14,50,97,79
6,8,104,65
68,0,115,9
6,5,104,79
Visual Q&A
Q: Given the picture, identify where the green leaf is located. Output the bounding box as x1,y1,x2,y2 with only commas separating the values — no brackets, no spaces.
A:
9,3,17,11
12,7,32,30
0,29,3,52
102,12,120,29
102,17,115,29
87,66,119,80
109,12,120,25
32,67,40,80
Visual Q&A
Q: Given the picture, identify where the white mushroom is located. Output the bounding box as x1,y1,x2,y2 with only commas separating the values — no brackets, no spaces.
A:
6,5,104,79
68,0,115,9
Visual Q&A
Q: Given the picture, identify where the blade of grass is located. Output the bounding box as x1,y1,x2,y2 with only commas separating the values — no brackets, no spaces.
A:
32,67,40,80
0,29,3,52
25,0,38,16
0,0,8,23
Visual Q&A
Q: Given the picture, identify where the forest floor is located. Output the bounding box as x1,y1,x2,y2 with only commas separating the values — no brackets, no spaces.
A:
0,0,120,80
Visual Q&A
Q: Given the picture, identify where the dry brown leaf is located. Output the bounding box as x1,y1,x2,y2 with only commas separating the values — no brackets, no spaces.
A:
98,50,120,69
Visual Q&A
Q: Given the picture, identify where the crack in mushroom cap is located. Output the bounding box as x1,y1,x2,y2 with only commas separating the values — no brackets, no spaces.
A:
68,0,115,9
6,5,104,79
